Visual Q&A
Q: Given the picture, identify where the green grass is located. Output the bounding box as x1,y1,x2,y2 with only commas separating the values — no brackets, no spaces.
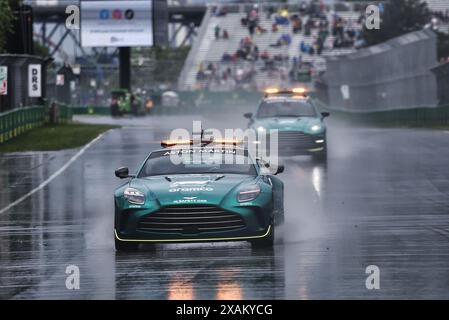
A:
0,123,119,153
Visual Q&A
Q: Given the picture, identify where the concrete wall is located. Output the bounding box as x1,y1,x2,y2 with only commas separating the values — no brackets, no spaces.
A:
322,29,439,111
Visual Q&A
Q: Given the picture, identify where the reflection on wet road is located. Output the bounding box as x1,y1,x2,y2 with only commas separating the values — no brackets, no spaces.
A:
1,115,449,299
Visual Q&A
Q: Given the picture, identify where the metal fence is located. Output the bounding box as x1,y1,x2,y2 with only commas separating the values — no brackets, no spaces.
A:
0,107,44,143
320,29,439,111
0,103,73,144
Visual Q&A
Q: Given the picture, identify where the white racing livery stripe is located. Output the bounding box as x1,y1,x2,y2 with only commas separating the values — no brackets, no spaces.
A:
0,132,107,215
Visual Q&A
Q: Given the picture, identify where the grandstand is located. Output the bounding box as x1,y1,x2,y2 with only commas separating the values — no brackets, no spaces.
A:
426,0,449,33
178,0,449,91
178,1,363,90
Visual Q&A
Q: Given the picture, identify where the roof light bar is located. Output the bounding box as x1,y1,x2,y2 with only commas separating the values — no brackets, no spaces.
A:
161,139,242,148
264,88,280,94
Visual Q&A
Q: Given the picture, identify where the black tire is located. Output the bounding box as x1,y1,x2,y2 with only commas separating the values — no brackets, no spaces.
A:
115,238,139,252
312,151,327,162
312,143,327,163
251,224,275,248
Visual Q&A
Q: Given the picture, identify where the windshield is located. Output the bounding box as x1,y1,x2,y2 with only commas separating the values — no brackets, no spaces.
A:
138,148,257,177
257,99,317,118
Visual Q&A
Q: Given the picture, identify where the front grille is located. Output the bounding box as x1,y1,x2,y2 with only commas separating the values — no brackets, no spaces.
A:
277,131,317,148
137,205,246,234
265,131,318,155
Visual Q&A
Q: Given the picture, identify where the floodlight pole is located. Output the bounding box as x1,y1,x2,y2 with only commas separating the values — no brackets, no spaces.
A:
119,47,131,91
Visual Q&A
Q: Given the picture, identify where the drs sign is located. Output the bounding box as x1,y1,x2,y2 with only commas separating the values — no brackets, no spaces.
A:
28,64,42,98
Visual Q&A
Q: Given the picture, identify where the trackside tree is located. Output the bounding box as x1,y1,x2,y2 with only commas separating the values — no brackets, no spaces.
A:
0,0,15,53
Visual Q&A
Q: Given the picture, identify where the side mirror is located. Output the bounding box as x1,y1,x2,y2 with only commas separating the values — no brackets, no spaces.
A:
115,167,130,179
274,164,285,175
244,112,253,119
321,112,330,118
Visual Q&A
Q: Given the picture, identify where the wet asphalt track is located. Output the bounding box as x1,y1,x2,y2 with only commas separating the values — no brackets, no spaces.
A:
1,113,449,299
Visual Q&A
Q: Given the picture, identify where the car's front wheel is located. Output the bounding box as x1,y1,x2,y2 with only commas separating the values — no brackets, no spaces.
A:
115,238,139,252
312,142,327,163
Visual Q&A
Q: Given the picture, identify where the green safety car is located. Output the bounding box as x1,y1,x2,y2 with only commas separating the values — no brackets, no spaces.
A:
114,139,284,251
244,88,330,160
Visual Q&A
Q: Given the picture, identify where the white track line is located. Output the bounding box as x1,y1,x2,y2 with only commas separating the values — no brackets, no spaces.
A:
0,132,107,215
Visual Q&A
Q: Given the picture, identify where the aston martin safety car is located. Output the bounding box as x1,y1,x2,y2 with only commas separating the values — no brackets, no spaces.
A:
244,88,330,160
114,139,284,251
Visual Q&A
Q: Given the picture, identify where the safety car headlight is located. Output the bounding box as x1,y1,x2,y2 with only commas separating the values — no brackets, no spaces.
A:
237,185,261,202
124,187,145,205
311,124,322,132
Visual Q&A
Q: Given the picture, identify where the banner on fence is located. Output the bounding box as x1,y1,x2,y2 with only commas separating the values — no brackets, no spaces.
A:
0,66,7,96
28,64,42,97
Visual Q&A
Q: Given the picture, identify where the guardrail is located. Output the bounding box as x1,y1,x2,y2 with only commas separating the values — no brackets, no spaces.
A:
53,103,74,123
0,107,45,144
0,103,73,145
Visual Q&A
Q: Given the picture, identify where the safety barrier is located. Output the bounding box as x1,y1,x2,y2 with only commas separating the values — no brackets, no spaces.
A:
314,99,449,127
0,107,45,144
0,103,73,144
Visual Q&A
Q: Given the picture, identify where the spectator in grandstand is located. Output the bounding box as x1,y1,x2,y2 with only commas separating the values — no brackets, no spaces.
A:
272,23,279,33
256,25,267,35
292,56,303,70
431,10,449,23
206,62,216,74
222,67,232,81
291,15,303,34
221,52,232,62
262,58,275,71
304,18,313,36
282,33,292,45
300,41,310,54
273,54,289,62
196,63,206,81
309,46,315,55
252,45,259,61
308,0,323,18
246,6,259,37
214,25,220,40
299,1,308,14
275,15,289,26
222,29,229,40
248,19,257,36
332,16,345,38
318,26,329,42
260,50,270,61
266,6,275,20
315,37,324,55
